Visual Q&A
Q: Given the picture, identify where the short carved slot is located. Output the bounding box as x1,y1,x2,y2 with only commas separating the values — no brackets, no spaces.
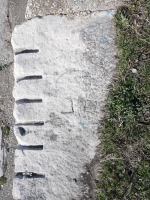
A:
17,75,42,82
16,99,42,104
16,121,44,126
15,49,39,55
18,127,26,136
15,172,45,179
18,145,43,150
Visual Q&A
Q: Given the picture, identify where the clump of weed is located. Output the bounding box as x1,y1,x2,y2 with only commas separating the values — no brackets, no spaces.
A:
97,0,150,199
2,125,10,137
0,176,7,185
0,121,10,137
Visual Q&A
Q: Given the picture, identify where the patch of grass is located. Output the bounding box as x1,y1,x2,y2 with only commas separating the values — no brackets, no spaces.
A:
0,176,7,185
97,0,150,199
2,125,10,137
0,121,10,137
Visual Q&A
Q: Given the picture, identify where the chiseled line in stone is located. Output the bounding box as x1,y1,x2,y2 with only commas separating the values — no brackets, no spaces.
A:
17,145,43,150
15,172,45,179
15,122,44,126
15,49,39,55
17,75,43,82
16,99,42,104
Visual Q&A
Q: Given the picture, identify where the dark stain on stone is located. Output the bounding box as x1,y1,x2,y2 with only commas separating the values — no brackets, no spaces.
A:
50,134,58,141
79,153,100,200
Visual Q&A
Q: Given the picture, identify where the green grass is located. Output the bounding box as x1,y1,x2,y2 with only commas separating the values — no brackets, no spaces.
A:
0,176,7,185
97,0,150,199
0,121,10,137
2,125,10,137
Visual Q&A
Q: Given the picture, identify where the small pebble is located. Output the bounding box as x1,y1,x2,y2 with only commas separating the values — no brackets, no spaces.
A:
131,68,137,74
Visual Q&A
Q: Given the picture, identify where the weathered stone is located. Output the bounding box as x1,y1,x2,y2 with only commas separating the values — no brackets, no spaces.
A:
25,0,128,19
12,10,117,200
0,127,3,177
0,0,13,65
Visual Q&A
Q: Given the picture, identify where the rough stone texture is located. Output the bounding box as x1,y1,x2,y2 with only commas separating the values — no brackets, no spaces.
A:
0,62,17,200
0,129,17,200
25,0,128,19
0,61,17,200
0,0,28,199
0,60,16,200
12,10,117,200
0,0,13,66
9,0,28,30
0,127,3,177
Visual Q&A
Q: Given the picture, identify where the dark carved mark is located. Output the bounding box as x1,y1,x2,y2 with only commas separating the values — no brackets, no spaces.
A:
37,16,43,19
15,49,39,55
16,99,42,104
61,100,74,114
18,145,43,150
61,111,74,114
15,172,45,179
18,127,26,136
15,173,23,179
73,178,77,183
16,122,44,126
17,75,42,82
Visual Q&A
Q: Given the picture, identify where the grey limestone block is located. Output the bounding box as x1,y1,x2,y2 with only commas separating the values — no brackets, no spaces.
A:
12,11,117,200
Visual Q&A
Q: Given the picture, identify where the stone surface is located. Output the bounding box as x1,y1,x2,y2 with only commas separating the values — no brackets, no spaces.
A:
0,127,3,177
9,0,28,30
0,62,17,200
25,0,128,19
12,10,117,200
0,0,13,65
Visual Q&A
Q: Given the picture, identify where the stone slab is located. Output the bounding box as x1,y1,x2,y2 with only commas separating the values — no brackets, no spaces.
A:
12,10,117,200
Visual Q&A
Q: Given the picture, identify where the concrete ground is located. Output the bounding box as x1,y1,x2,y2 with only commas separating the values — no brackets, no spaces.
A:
0,127,4,177
0,0,27,199
25,0,127,19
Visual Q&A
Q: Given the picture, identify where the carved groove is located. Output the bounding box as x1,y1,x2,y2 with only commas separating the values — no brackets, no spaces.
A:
18,145,43,150
17,75,42,82
15,172,45,179
16,99,42,104
15,49,39,55
16,122,44,126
